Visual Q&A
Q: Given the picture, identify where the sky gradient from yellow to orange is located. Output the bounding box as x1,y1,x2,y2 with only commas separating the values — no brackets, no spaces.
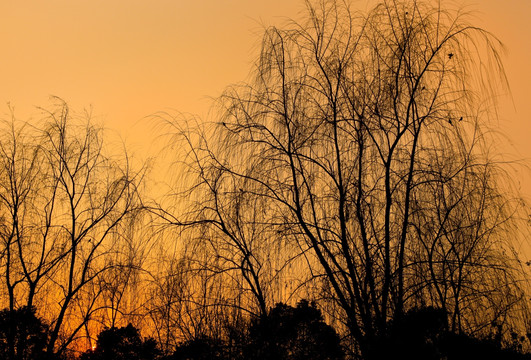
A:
0,0,530,199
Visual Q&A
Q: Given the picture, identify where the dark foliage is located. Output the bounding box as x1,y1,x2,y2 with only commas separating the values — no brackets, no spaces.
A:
441,332,531,360
79,324,159,360
369,307,531,360
169,336,226,360
0,306,51,360
244,300,344,360
163,300,344,360
368,307,448,360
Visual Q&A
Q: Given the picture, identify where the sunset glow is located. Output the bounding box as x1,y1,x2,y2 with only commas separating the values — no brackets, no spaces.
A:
0,1,529,190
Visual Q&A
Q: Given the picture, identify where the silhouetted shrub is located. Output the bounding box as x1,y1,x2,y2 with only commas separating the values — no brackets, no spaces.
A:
244,300,344,360
169,336,226,360
441,332,531,360
162,300,343,360
368,307,531,360
79,324,159,360
0,306,51,360
368,307,448,360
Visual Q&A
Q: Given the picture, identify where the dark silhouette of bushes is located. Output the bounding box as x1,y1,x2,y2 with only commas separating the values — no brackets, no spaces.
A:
441,332,531,360
168,336,226,360
244,300,344,360
0,306,52,360
163,300,344,360
368,307,449,360
369,307,531,360
73,306,531,359
79,324,159,360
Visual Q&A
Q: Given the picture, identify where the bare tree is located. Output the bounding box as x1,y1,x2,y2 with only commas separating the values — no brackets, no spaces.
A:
0,115,42,312
164,0,529,356
0,100,146,356
142,243,242,354
156,117,307,322
40,101,145,355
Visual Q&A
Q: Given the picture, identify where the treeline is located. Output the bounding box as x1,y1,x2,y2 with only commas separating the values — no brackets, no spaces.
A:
1,0,531,359
1,304,530,359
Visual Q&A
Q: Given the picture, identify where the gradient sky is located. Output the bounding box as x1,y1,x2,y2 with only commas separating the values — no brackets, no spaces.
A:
1,0,530,197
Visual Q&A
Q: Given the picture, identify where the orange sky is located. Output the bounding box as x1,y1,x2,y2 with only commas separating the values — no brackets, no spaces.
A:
1,0,530,197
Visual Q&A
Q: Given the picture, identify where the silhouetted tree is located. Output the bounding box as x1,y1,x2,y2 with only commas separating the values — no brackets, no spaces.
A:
369,306,531,360
155,117,303,320
0,306,50,360
163,0,530,356
170,336,226,360
162,299,343,360
80,324,159,360
244,300,344,360
371,306,448,360
440,331,531,360
0,99,146,356
143,251,233,353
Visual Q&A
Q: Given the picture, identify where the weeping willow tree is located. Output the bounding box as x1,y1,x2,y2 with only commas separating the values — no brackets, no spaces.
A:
165,0,530,356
